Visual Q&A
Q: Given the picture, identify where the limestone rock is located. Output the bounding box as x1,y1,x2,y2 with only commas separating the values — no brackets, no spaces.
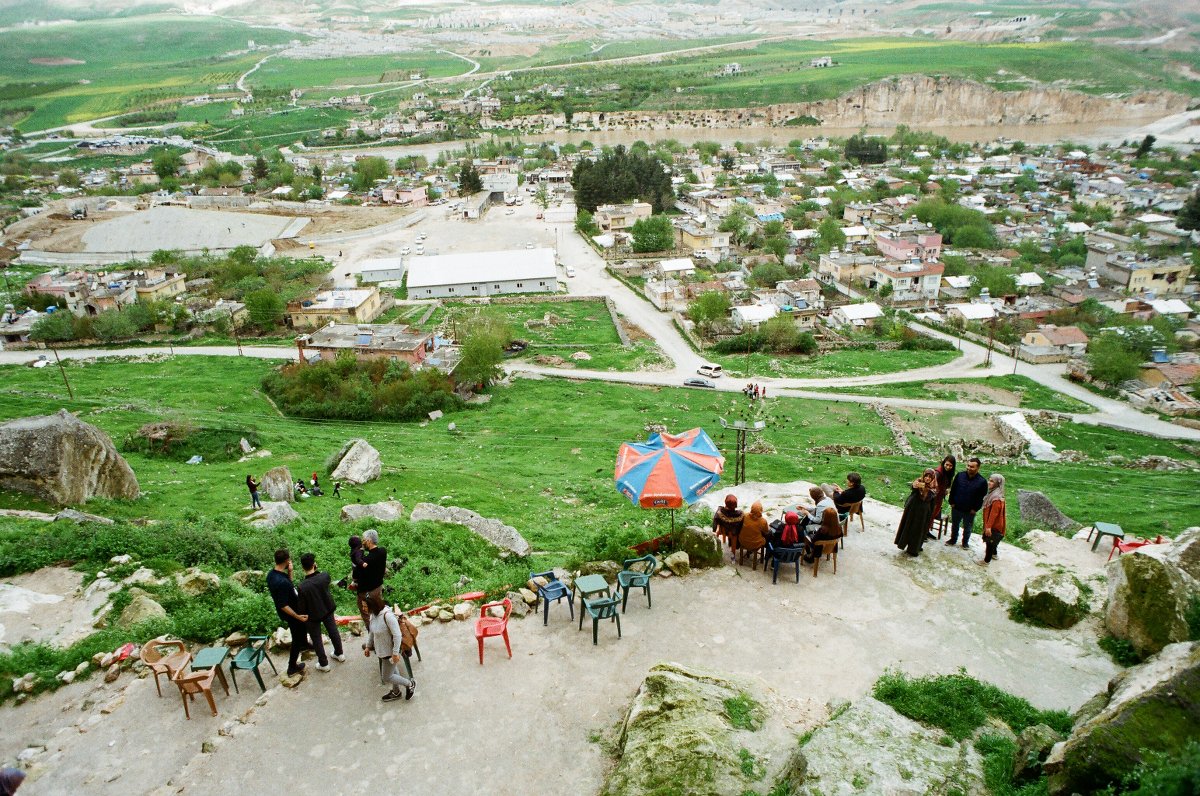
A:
247,501,300,529
104,664,120,684
1021,573,1085,629
229,570,264,589
117,594,166,629
1106,546,1199,657
1017,490,1076,532
506,592,531,618
1046,642,1200,795
109,554,132,565
280,673,303,688
1162,526,1200,582
224,631,248,647
664,551,691,577
452,602,474,621
271,627,291,649
518,588,538,606
54,508,115,525
57,670,76,684
340,500,404,523
578,560,622,579
330,439,381,485
602,662,805,796
0,410,140,506
175,568,220,597
1012,724,1063,782
12,673,37,693
675,526,724,569
797,697,985,796
259,466,293,502
409,502,532,557
122,567,159,586
437,609,454,622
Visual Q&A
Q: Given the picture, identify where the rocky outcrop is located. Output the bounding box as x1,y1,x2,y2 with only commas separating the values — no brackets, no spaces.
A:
409,503,532,557
340,500,404,523
247,501,300,529
1046,642,1200,795
0,410,140,506
1022,573,1085,629
117,593,166,629
1017,490,1076,532
675,526,724,569
53,508,114,524
601,662,805,796
797,697,985,796
997,413,1060,462
175,568,220,597
330,439,381,485
259,466,293,502
1105,536,1200,658
1012,724,1064,782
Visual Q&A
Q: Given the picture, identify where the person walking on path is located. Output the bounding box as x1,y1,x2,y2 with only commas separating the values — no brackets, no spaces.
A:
363,592,415,703
267,549,310,677
977,474,1007,566
298,552,345,670
945,457,987,549
928,455,956,537
356,529,387,624
894,469,937,556
246,474,262,509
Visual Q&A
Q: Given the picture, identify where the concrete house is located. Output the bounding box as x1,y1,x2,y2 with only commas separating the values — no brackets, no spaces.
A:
406,249,558,299
295,322,433,366
871,261,944,304
287,288,385,329
945,302,997,323
731,303,780,331
828,301,884,329
1020,324,1089,362
595,202,652,231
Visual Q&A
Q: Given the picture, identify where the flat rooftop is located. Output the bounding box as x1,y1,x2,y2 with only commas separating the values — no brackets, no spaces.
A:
79,206,309,254
407,248,557,288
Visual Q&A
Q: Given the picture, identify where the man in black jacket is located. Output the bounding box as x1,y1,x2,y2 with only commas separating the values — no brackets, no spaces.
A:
298,552,344,671
832,472,866,511
356,529,387,624
946,457,987,549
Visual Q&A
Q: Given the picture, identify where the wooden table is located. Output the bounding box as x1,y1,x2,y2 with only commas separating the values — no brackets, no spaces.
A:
190,645,231,692
573,574,611,630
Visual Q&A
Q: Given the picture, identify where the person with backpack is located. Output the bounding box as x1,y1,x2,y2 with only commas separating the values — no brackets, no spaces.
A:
362,592,415,703
297,552,344,671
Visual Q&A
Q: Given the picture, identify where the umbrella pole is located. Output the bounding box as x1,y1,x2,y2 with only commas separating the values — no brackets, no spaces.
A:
671,508,675,534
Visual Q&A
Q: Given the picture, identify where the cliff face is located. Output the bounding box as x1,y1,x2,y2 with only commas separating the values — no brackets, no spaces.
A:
494,75,1188,132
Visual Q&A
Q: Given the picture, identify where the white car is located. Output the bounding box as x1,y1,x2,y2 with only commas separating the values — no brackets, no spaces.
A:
415,245,425,255
525,242,535,249
401,246,411,255
565,267,576,278
417,234,427,242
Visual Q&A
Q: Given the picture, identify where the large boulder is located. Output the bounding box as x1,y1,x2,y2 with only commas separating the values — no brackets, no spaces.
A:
409,503,532,557
1105,541,1200,658
340,500,404,523
175,568,220,597
0,410,140,506
1017,490,1076,532
247,501,300,529
117,593,166,629
259,466,293,502
674,526,724,568
1012,723,1065,782
601,662,805,796
1046,642,1200,795
1021,572,1085,629
330,439,381,485
797,697,985,796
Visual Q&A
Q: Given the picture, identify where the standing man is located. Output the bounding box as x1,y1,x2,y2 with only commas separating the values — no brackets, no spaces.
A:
945,457,987,550
356,529,387,624
267,549,310,677
298,552,345,671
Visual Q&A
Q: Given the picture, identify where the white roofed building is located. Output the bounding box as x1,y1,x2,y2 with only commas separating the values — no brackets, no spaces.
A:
731,303,780,331
407,248,558,299
828,301,884,329
946,302,997,323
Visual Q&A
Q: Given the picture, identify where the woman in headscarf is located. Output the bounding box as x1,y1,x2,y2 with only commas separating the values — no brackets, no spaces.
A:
978,474,1007,566
711,494,744,553
928,454,956,536
737,500,769,564
805,507,844,563
0,768,26,796
770,510,804,549
894,468,938,556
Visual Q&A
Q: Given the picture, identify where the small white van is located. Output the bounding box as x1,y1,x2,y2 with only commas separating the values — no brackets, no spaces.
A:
697,363,722,378
565,266,576,278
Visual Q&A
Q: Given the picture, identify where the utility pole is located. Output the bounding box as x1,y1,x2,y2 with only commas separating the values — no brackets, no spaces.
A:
720,418,766,486
230,309,243,356
50,346,73,399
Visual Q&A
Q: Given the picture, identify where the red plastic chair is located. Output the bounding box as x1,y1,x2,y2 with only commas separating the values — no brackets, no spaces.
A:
1108,535,1165,562
474,598,513,665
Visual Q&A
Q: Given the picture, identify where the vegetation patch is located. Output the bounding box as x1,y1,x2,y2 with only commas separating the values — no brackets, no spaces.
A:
122,422,261,463
724,692,765,731
1099,635,1142,668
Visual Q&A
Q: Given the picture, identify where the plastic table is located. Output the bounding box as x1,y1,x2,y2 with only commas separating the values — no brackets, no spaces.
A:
1087,522,1125,552
573,574,611,630
191,645,231,691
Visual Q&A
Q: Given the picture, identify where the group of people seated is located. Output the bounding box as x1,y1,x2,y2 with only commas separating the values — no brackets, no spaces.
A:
711,473,867,566
295,472,337,499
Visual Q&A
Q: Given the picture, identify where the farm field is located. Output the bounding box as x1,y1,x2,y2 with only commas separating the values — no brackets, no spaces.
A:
707,347,961,380
833,374,1096,414
247,52,471,91
0,15,301,130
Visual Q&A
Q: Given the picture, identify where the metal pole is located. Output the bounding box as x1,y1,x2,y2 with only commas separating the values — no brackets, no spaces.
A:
51,346,73,399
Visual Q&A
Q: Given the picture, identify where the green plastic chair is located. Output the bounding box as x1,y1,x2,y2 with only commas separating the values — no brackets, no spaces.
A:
616,553,657,613
228,635,277,693
582,596,622,646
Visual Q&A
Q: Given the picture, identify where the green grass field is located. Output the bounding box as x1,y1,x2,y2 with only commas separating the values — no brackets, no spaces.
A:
247,52,470,91
832,375,1096,414
0,15,301,130
708,347,961,380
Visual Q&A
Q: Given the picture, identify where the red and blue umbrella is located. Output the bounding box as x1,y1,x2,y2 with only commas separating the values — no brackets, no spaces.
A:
614,428,725,509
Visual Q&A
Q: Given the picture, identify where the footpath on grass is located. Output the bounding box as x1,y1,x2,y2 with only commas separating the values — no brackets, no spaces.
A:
0,479,1122,795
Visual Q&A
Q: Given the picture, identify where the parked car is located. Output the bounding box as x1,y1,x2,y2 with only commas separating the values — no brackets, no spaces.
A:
565,266,576,278
683,377,716,389
697,363,723,378
401,246,411,255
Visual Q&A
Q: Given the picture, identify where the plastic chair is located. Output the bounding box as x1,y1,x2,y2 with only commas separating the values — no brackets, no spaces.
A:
738,543,766,569
173,666,227,719
842,501,864,540
228,635,277,693
530,570,574,626
582,596,622,645
813,539,839,578
616,554,657,613
770,547,805,584
1107,535,1165,562
141,636,191,697
474,598,512,665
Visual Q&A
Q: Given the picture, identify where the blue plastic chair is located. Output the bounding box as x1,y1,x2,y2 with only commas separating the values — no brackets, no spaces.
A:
770,547,805,584
530,570,574,626
582,596,622,646
616,554,657,614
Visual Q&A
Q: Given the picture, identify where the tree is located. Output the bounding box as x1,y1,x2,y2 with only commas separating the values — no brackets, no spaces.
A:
687,290,730,338
816,217,846,253
457,312,511,389
751,261,788,288
534,183,550,211
244,289,285,332
1087,334,1142,386
761,314,800,352
1134,135,1156,159
569,145,673,213
458,160,483,196
29,311,75,343
90,310,136,342
630,215,674,253
969,265,1017,297
353,156,389,191
844,134,888,164
575,209,599,236
57,168,80,188
252,155,269,181
1178,189,1200,232
720,154,735,171
152,150,184,180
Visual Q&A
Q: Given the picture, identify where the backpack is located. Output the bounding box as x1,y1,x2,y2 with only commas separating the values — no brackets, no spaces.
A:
399,613,419,658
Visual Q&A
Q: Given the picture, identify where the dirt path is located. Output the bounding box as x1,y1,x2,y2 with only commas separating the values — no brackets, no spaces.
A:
0,481,1120,794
